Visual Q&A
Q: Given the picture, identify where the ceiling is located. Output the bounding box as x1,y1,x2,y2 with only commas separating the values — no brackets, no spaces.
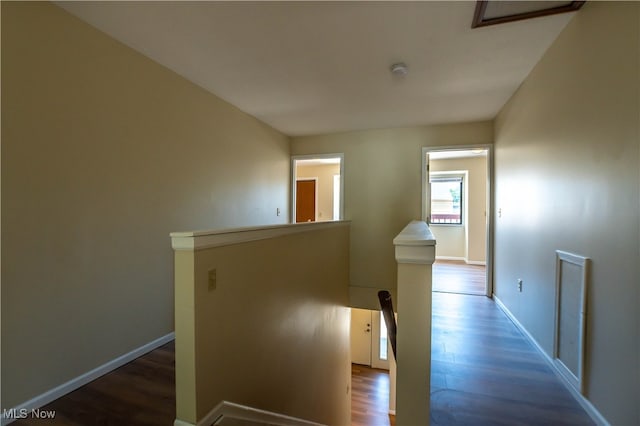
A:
56,1,578,137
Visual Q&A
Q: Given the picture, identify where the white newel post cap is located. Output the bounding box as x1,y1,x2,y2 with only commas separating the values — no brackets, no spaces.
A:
393,220,436,265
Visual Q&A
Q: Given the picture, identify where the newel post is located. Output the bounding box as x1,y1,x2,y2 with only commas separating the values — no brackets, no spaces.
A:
393,220,436,425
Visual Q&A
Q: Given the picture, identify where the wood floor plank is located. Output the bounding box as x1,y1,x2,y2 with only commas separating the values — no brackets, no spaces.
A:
12,341,176,426
432,260,486,295
430,292,594,426
11,264,594,426
350,365,395,426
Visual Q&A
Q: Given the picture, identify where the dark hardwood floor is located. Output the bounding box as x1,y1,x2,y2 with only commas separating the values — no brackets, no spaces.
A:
12,341,176,425
351,365,395,426
13,264,593,426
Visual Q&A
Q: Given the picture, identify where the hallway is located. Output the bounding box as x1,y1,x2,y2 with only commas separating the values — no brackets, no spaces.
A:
350,292,593,426
13,295,593,425
351,291,594,426
430,292,593,425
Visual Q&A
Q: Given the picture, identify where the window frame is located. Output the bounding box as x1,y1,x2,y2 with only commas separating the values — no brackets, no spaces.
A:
429,172,465,226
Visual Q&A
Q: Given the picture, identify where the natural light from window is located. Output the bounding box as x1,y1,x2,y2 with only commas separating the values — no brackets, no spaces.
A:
430,175,463,225
379,311,388,361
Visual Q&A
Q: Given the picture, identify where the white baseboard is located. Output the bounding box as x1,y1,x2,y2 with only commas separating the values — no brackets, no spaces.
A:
435,256,486,266
2,332,175,426
493,296,609,426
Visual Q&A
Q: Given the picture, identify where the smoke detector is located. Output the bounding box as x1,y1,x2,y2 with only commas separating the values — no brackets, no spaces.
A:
390,62,408,76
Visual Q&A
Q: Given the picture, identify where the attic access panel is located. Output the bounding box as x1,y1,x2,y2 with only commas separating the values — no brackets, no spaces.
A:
472,1,585,28
553,250,589,394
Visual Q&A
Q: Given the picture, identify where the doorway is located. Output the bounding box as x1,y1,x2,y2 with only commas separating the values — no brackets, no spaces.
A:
350,308,390,370
291,154,343,223
422,146,493,297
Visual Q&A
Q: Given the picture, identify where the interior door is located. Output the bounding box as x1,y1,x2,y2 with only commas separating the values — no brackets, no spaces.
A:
295,180,316,222
350,308,372,366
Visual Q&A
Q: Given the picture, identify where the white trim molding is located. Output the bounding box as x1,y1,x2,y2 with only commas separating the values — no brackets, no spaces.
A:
174,401,325,426
291,153,345,222
434,256,486,266
493,296,609,426
553,250,589,395
170,220,350,251
435,255,466,262
393,220,436,265
1,333,175,426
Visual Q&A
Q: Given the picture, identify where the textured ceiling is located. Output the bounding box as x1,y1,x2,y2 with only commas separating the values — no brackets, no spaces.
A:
57,1,577,136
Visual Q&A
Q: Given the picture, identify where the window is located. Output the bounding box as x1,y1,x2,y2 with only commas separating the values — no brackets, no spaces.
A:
333,174,340,220
379,311,388,361
430,174,463,225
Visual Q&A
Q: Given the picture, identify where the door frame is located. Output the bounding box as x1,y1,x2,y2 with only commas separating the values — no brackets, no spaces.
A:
291,153,345,223
422,144,494,298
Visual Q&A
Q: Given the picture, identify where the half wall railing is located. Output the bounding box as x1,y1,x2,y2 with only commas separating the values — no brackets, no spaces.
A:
170,221,351,426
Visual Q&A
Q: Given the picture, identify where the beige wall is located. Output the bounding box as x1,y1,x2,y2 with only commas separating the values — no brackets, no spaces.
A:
1,2,289,409
494,2,639,424
430,156,487,263
174,223,351,424
291,122,493,309
296,163,340,221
